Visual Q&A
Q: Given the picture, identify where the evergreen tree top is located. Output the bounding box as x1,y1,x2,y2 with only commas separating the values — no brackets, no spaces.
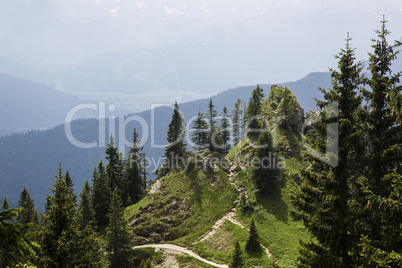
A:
246,85,265,121
2,196,9,210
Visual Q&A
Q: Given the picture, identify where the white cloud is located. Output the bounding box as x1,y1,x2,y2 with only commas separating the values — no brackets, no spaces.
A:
164,6,179,14
109,7,119,17
136,1,146,9
202,0,210,16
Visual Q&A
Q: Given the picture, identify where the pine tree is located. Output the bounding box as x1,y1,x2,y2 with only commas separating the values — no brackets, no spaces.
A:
362,18,402,199
33,210,39,225
106,134,124,192
92,161,112,228
230,240,244,268
39,164,100,267
78,179,96,230
206,98,218,152
75,224,102,267
106,190,133,267
191,111,208,151
39,164,80,267
253,131,279,194
245,85,265,139
142,157,149,190
245,218,260,252
163,102,187,172
65,170,77,204
358,19,402,266
2,196,9,210
124,128,146,206
290,35,364,267
219,107,231,155
278,87,299,130
16,186,35,225
360,170,402,267
231,99,244,145
0,209,35,266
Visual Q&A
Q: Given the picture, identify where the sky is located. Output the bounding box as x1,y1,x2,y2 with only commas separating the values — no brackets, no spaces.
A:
0,0,401,98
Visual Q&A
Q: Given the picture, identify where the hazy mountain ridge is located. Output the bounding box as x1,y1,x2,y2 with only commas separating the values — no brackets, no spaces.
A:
0,73,86,136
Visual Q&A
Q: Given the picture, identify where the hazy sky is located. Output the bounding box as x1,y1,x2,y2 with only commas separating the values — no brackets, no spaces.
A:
0,0,401,93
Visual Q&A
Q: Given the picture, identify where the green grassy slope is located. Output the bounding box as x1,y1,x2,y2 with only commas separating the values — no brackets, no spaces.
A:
124,163,238,246
124,85,313,267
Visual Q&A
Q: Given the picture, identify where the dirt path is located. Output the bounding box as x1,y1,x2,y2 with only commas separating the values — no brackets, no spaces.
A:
194,161,273,260
134,244,228,268
134,162,273,267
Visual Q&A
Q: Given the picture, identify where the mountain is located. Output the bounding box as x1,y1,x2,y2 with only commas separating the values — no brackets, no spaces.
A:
0,73,142,136
0,72,330,210
0,73,86,136
0,56,51,84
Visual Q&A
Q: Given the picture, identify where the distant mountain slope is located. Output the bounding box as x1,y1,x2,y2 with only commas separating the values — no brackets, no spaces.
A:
54,19,335,96
0,72,330,209
0,73,86,136
0,55,51,84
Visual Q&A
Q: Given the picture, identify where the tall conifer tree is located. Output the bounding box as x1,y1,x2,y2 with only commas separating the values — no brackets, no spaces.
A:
40,165,100,267
2,196,9,210
245,218,260,252
245,85,265,139
92,161,112,228
163,102,187,172
191,111,208,151
362,18,401,195
78,180,96,230
206,98,218,152
230,240,244,268
231,99,243,145
106,134,124,192
278,87,299,130
16,186,35,225
290,35,364,267
358,19,402,266
0,209,35,266
106,190,133,267
124,128,146,206
65,170,77,204
217,107,231,155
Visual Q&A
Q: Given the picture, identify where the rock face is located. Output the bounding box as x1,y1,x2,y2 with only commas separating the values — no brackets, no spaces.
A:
130,196,192,245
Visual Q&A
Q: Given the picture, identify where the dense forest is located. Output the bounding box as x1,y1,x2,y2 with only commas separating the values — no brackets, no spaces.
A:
1,20,401,267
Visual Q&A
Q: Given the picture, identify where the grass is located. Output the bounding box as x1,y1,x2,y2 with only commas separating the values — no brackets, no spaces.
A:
191,220,271,267
225,122,312,267
234,164,311,267
131,248,164,267
124,165,238,246
227,137,250,161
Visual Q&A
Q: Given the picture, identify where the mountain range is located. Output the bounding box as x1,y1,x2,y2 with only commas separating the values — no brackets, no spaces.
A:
0,71,331,209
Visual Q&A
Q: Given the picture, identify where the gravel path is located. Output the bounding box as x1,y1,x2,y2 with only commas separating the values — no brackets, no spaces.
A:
134,244,228,268
134,161,273,268
194,161,273,259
